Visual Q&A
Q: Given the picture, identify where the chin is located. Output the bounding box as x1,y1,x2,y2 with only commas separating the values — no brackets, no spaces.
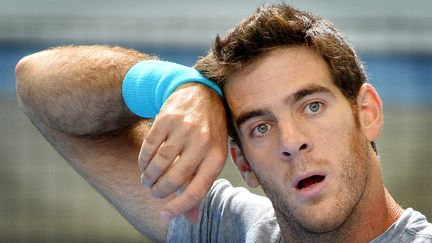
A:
295,206,349,233
274,195,355,235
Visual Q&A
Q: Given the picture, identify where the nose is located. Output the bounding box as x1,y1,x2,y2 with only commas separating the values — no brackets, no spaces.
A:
278,122,312,160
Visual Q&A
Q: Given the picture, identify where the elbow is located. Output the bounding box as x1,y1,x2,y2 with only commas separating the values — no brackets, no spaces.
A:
15,55,30,90
15,54,34,111
15,52,62,134
15,52,46,119
15,54,30,78
15,53,37,85
15,50,49,111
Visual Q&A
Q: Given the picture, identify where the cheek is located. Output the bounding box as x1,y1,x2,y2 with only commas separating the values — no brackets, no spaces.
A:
321,105,356,135
242,144,275,173
309,112,356,156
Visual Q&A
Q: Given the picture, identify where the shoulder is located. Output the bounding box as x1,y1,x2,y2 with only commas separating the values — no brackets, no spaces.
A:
167,179,281,242
245,216,282,243
404,208,432,242
373,208,432,243
206,179,274,221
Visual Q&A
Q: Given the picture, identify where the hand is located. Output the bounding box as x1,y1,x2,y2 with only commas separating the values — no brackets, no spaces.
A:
138,83,228,223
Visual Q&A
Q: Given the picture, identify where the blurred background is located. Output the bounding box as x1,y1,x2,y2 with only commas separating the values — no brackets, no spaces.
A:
1,0,431,242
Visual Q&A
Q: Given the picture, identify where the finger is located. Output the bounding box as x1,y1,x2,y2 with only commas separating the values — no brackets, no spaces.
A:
181,176,200,224
149,127,215,197
149,145,204,198
159,155,224,219
184,204,200,224
141,134,186,188
174,173,200,223
138,117,171,173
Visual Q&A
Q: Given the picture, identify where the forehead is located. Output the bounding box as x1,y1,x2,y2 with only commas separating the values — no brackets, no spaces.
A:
224,46,338,116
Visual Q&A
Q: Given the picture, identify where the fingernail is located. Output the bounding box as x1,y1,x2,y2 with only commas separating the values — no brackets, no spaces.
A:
160,210,172,220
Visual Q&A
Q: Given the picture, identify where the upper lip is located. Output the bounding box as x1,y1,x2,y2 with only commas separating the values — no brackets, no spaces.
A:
292,171,327,189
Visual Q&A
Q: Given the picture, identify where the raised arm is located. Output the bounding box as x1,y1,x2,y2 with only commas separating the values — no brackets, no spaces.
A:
16,45,146,136
15,45,227,241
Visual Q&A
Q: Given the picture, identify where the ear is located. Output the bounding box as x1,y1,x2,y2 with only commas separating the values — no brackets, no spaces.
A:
229,140,260,188
356,83,383,141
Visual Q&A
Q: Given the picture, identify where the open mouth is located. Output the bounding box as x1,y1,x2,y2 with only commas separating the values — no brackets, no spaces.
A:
296,175,325,190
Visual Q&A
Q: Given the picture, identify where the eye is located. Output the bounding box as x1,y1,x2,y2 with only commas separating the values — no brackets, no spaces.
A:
251,123,270,137
304,101,323,114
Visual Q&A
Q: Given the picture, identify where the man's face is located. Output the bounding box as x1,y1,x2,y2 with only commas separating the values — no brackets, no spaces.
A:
224,46,371,233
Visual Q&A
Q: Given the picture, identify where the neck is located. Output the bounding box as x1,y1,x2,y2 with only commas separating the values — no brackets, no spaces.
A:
278,158,403,243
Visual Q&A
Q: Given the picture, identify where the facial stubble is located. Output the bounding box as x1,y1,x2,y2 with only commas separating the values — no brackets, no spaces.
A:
256,125,370,241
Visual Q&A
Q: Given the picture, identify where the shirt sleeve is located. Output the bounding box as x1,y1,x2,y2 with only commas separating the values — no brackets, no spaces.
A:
166,179,278,243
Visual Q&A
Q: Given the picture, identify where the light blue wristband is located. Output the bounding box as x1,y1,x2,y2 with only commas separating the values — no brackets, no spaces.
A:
122,60,222,118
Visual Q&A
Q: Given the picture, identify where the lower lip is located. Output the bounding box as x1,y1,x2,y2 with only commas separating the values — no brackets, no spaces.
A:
294,178,326,202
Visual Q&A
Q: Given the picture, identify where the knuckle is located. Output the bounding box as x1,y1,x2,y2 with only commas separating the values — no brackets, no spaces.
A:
186,188,206,203
175,163,193,176
200,130,212,144
143,134,158,147
196,130,211,150
171,113,183,120
151,174,183,198
181,120,195,134
165,173,184,190
142,169,157,184
138,150,151,165
158,144,177,161
185,119,199,129
148,163,164,176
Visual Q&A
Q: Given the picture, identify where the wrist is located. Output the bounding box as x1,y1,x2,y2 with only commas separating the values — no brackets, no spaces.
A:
122,60,222,118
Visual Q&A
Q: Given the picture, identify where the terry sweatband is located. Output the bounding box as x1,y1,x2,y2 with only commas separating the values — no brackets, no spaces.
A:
122,60,222,118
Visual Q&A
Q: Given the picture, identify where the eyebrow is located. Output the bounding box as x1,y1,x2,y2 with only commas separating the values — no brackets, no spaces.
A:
285,84,334,105
234,84,334,128
235,109,272,129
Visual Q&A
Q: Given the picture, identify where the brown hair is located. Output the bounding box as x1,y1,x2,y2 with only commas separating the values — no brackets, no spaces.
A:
195,3,376,152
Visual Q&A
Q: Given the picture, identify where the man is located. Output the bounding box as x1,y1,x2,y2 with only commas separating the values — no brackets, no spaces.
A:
16,3,431,243
189,4,432,242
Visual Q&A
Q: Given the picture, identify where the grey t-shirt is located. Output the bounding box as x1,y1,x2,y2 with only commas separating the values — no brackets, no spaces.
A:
167,179,432,242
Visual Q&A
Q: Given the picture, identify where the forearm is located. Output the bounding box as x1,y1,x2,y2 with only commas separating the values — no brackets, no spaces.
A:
15,45,172,241
15,46,229,237
16,45,153,136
